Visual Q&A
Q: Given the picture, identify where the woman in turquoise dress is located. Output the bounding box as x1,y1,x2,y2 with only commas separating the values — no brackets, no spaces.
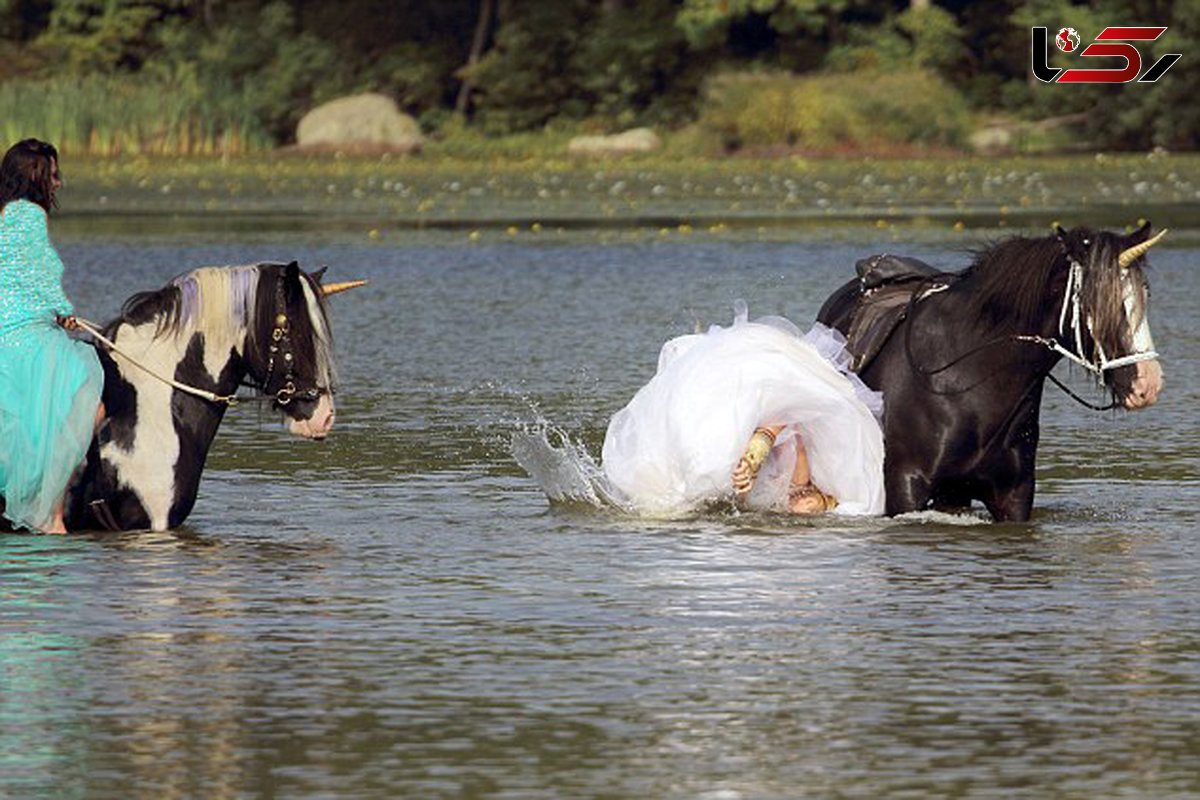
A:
0,139,104,533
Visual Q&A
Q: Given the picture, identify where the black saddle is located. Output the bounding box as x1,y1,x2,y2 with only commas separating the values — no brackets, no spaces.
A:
843,254,948,372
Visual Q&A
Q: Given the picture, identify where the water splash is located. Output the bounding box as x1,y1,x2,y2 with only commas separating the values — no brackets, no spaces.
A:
511,423,626,510
893,509,993,527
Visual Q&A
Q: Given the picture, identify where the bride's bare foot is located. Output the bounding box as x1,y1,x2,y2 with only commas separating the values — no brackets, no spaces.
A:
788,482,837,514
733,427,777,497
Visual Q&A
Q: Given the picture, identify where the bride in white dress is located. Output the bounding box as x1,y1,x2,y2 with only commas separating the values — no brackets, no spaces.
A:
600,304,886,517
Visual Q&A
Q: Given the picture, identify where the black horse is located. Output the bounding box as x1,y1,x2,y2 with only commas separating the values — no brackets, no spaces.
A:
818,222,1165,521
2,261,359,532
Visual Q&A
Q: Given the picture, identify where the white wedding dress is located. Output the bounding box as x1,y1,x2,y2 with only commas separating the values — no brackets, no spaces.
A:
601,307,886,517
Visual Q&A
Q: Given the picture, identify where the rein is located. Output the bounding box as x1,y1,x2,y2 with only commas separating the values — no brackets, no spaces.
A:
74,317,242,406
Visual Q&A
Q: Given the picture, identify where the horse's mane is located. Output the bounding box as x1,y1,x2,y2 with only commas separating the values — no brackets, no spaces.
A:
109,263,337,389
113,265,260,339
247,265,338,391
954,235,1067,332
953,229,1143,355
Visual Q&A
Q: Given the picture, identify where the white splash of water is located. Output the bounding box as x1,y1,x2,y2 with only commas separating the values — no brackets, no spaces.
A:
893,509,993,527
511,423,626,509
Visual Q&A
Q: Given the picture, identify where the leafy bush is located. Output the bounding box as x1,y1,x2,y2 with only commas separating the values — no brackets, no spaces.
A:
151,2,344,143
699,68,970,152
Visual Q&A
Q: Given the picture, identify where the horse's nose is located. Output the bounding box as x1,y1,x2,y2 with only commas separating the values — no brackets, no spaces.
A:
309,397,336,439
289,396,336,439
1125,359,1164,410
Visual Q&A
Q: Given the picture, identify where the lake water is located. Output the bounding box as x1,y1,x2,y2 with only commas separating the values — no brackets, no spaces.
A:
2,227,1198,798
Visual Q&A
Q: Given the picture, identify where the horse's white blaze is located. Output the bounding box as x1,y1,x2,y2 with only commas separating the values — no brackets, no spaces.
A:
287,276,336,440
1122,270,1155,355
299,276,336,391
1127,358,1164,410
1120,268,1163,410
100,321,185,531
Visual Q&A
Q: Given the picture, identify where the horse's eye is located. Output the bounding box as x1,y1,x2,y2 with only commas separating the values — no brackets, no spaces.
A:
1082,238,1090,246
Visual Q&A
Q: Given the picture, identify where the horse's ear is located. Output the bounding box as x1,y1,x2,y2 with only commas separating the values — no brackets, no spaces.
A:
285,260,301,280
1053,223,1068,242
1130,219,1152,244
312,265,328,283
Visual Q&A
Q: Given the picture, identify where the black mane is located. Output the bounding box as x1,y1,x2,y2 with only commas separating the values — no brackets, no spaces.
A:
956,234,1067,333
111,285,185,338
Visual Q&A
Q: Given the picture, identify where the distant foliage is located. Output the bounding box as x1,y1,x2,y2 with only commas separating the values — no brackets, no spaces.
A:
468,0,699,133
700,69,969,152
677,0,858,46
0,0,1194,152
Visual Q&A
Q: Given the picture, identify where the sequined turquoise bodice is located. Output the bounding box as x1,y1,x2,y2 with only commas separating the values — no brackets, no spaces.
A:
0,199,73,341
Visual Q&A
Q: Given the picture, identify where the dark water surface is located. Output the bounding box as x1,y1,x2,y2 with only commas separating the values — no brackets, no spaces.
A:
2,228,1198,799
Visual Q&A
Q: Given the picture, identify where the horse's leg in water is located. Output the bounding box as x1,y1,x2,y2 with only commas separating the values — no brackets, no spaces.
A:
885,468,933,516
981,477,1035,522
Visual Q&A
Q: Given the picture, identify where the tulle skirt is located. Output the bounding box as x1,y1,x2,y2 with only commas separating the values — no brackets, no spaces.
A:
601,310,885,517
0,322,103,531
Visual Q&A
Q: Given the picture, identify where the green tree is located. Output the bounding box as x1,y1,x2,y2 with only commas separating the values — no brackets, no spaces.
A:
40,0,189,70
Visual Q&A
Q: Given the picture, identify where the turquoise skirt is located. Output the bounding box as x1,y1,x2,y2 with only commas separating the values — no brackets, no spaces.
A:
0,321,103,531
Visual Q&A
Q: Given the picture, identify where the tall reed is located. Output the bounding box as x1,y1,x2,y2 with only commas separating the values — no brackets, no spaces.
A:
0,75,272,155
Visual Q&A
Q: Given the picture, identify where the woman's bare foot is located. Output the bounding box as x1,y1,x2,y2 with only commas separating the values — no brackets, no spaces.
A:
788,482,837,514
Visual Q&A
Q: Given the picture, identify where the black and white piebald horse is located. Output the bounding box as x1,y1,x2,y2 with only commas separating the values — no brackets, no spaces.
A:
818,222,1165,521
56,261,356,532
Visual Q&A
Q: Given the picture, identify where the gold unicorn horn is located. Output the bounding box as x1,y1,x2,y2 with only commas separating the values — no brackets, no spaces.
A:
322,280,368,296
1118,228,1168,268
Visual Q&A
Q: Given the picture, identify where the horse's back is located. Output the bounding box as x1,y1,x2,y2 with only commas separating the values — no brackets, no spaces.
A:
817,254,946,374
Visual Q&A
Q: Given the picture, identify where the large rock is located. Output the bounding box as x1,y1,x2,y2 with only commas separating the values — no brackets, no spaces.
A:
969,125,1014,156
567,127,661,156
295,93,423,153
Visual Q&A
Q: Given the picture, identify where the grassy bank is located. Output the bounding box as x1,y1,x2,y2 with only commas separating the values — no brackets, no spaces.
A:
55,152,1199,238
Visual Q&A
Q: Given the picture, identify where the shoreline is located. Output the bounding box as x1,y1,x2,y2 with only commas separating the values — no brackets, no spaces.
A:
53,152,1200,242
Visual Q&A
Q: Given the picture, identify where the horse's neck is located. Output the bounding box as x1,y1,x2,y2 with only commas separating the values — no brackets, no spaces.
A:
98,319,247,529
916,280,1064,403
940,272,1067,354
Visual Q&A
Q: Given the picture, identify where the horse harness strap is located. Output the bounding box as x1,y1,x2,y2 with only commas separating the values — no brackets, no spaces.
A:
1030,253,1159,376
261,271,326,407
